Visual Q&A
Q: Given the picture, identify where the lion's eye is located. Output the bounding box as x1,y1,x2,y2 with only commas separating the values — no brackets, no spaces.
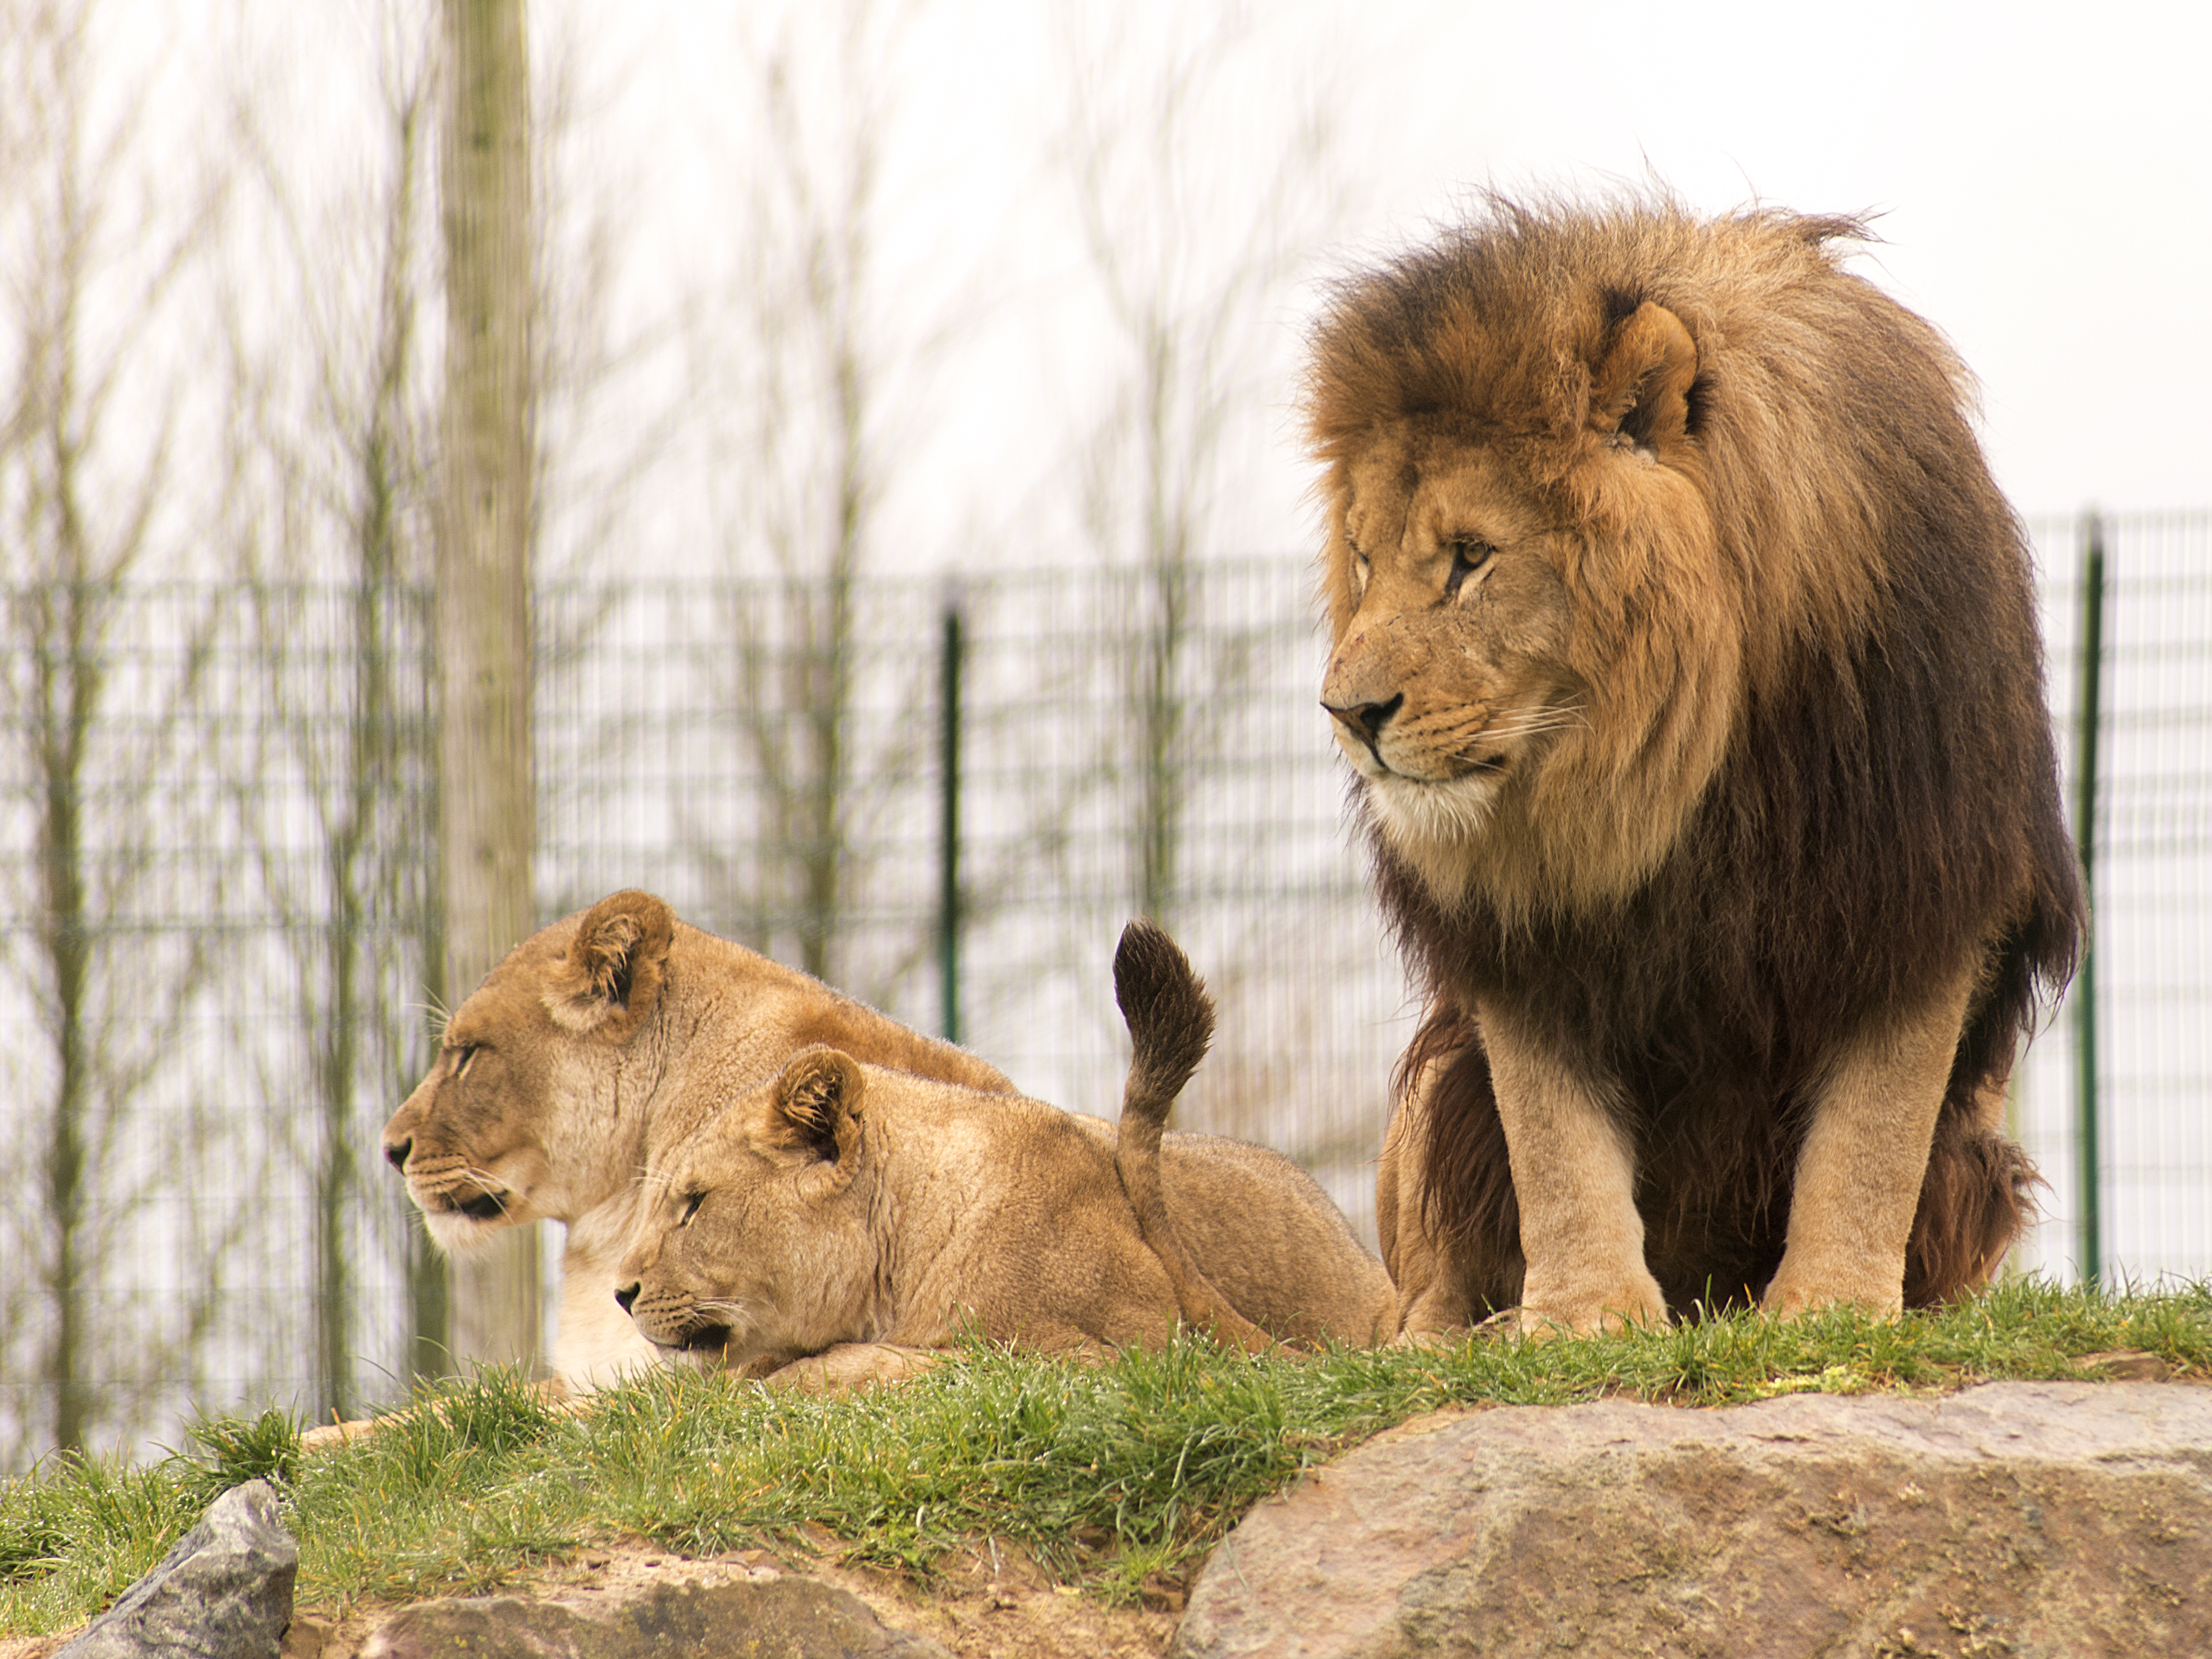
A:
678,1191,705,1227
1444,539,1495,598
452,1043,482,1079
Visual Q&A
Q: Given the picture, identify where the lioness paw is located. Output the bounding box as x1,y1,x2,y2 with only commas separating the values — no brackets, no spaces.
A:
766,1344,942,1394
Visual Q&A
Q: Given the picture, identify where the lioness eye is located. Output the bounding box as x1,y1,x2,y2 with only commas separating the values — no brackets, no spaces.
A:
1444,539,1495,598
452,1043,482,1079
678,1191,705,1226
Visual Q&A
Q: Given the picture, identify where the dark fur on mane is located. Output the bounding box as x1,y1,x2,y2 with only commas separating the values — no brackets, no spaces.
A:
1324,197,2082,1312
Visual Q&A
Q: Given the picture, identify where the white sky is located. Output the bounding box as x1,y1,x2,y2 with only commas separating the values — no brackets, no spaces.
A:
208,0,2203,581
580,0,2209,561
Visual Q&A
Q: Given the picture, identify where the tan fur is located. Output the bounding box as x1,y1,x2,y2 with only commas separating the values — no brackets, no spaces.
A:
1478,998,1666,1333
379,890,1013,1387
1109,919,1274,1355
1371,1078,1478,1337
1763,962,1977,1317
1318,356,1741,923
1309,197,2078,1334
614,969,1397,1384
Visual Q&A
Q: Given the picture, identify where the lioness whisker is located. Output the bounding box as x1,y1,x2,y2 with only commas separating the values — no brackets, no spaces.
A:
691,1298,760,1322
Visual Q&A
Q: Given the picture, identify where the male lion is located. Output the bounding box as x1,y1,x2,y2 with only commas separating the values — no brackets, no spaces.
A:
379,889,1014,1386
613,920,1396,1384
1308,196,2082,1336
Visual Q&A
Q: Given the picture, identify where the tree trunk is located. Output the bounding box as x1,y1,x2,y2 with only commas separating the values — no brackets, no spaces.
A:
436,0,538,1372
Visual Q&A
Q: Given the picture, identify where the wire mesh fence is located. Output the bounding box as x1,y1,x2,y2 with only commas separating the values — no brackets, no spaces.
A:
2014,511,2212,1287
3,516,2207,1471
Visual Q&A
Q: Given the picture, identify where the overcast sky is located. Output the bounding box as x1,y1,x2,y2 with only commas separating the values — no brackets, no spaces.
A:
518,0,2212,568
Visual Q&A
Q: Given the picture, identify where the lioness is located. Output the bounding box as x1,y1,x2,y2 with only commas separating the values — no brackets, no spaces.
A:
380,890,1014,1386
615,921,1397,1384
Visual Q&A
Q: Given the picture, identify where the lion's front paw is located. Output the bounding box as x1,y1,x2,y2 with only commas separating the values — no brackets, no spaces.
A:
1512,1271,1670,1338
1759,1259,1904,1320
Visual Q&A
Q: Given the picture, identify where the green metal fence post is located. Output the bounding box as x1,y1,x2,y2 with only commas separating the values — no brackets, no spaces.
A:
2075,511,2106,1288
938,596,964,1045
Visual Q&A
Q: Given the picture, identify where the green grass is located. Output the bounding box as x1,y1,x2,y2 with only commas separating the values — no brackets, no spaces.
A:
5,1277,2208,1636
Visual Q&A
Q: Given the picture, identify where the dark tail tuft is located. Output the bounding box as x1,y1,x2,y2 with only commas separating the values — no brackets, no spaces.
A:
1114,918,1216,1123
1111,919,1267,1354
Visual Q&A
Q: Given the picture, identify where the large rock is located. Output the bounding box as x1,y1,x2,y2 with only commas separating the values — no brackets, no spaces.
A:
1176,1381,2212,1658
56,1479,298,1659
362,1575,948,1659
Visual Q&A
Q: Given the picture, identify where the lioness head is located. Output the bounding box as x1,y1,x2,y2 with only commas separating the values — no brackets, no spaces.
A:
615,1047,879,1372
1310,225,1761,918
381,890,674,1253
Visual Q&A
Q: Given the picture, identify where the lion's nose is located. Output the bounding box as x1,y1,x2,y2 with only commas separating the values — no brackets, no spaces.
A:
1322,692,1404,746
384,1138,412,1171
614,1282,640,1313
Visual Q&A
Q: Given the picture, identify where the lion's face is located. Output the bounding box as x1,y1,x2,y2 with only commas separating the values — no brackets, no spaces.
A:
380,891,674,1254
1314,298,1738,915
615,1048,882,1373
1321,440,1582,873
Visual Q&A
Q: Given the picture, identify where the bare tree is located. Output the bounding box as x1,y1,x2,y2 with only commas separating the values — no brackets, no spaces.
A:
1057,3,1342,925
436,0,540,1370
0,0,225,1461
221,2,446,1414
694,0,931,994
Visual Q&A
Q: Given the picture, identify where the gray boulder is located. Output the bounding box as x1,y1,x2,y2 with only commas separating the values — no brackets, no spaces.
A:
1176,1381,2212,1658
362,1576,948,1659
57,1479,297,1659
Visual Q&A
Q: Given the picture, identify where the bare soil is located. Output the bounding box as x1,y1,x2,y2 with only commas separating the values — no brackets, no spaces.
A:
272,1534,1178,1659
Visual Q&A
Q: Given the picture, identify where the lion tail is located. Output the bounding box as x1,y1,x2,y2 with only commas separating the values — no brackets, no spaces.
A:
1112,920,1272,1355
1904,1095,2041,1307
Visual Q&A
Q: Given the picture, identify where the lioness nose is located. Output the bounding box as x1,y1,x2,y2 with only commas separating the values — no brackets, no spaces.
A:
1322,692,1404,745
614,1282,640,1313
384,1138,412,1171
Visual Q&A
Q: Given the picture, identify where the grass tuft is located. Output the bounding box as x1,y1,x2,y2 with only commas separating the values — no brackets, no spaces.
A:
181,1407,304,1501
3,1278,2208,1635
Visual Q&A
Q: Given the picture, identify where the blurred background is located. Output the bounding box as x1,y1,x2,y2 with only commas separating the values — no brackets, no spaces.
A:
3,0,2207,1472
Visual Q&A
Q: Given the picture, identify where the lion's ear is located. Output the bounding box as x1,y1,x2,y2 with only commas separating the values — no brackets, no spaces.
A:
545,890,676,1040
1588,300,1697,456
761,1047,866,1189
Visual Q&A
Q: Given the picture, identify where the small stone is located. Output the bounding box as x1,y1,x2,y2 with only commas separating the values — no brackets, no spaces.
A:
1139,1571,1188,1613
2072,1348,2171,1382
56,1481,297,1659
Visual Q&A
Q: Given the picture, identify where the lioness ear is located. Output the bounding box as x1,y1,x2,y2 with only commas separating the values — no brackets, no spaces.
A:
1588,300,1697,456
545,889,676,1039
762,1047,866,1182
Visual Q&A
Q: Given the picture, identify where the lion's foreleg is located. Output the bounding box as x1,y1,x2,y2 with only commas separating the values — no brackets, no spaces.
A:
1481,1004,1667,1335
1762,965,1975,1318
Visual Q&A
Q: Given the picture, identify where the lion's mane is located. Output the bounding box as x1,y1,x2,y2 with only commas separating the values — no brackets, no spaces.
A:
1307,196,2082,1311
